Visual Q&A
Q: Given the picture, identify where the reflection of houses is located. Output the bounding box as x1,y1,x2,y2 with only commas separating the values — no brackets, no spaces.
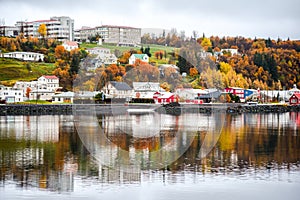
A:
102,81,133,99
289,93,300,105
1,51,44,61
0,85,24,103
128,54,149,64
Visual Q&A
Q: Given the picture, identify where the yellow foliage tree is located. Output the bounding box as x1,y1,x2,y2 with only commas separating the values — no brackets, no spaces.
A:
38,24,47,38
201,37,212,51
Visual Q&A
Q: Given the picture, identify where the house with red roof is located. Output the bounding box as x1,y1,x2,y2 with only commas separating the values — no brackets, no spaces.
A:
289,93,300,105
62,41,79,51
37,75,60,91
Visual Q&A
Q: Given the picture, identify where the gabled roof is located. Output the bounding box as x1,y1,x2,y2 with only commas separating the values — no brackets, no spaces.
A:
291,93,300,99
53,91,74,98
110,81,132,91
42,75,58,79
63,41,78,47
133,82,163,92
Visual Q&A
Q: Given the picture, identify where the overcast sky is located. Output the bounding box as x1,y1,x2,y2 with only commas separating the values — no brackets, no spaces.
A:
0,0,299,39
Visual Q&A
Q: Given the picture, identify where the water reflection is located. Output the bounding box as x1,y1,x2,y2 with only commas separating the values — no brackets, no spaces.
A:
0,112,300,198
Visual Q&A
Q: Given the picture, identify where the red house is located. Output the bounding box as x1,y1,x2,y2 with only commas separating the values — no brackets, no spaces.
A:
289,93,300,105
153,92,178,104
224,87,245,102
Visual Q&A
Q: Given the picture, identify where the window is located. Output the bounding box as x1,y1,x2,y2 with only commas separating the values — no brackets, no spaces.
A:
291,99,297,103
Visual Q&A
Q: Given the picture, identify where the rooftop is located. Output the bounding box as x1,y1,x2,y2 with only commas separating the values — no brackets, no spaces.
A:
42,75,58,79
63,41,78,47
110,81,132,91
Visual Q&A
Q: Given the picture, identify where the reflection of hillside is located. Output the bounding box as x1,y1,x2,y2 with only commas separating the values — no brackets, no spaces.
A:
102,114,179,152
0,113,299,192
166,113,300,173
0,115,78,192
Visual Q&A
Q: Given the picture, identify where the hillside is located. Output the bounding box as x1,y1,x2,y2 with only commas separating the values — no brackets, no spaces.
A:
0,58,56,86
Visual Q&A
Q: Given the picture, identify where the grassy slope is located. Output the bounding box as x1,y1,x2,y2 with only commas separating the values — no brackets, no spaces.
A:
80,43,178,65
0,43,177,86
0,58,56,86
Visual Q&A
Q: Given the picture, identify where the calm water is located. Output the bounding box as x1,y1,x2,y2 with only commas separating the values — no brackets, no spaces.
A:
0,112,300,200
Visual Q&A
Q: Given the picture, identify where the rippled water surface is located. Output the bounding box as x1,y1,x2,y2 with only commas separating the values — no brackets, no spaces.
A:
0,112,300,200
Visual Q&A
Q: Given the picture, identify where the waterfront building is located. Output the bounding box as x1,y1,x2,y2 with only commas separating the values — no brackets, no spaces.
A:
0,85,24,103
102,81,133,99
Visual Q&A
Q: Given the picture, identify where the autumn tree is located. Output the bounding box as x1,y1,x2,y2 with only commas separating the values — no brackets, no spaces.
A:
38,24,47,39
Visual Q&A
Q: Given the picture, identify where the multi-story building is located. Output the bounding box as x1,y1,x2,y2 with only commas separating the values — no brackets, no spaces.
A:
0,26,19,37
0,85,24,103
96,25,141,46
15,16,74,41
74,26,97,42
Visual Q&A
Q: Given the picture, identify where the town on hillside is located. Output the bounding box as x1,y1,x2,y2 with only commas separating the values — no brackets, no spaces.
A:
1,16,300,105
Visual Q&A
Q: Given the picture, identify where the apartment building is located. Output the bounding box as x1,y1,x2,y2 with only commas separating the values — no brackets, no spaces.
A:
15,16,74,41
0,26,19,37
74,26,97,42
96,25,141,46
75,25,141,46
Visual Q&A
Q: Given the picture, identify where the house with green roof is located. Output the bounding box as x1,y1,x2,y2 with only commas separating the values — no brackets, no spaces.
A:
128,54,149,64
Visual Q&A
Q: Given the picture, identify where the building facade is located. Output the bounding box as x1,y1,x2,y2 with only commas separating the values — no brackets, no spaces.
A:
0,85,24,103
96,25,141,46
15,16,74,41
1,51,44,61
0,26,19,37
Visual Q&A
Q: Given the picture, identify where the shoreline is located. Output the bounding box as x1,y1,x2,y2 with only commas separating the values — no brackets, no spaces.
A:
1,103,300,116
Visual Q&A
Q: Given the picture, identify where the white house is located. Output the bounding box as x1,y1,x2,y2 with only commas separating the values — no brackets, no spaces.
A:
29,90,54,101
128,54,149,64
0,85,24,103
37,75,60,92
102,81,133,99
175,88,208,101
86,47,110,55
1,51,44,62
87,47,118,70
62,41,78,51
52,91,74,103
13,75,60,101
133,82,165,99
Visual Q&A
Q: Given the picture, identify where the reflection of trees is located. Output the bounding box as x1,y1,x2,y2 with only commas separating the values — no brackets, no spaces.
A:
1,113,300,190
166,113,300,173
0,116,86,192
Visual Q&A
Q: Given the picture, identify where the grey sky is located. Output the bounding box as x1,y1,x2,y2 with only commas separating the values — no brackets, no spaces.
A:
0,0,299,39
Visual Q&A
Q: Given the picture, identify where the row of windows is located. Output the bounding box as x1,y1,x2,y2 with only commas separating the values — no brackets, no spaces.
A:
2,92,22,95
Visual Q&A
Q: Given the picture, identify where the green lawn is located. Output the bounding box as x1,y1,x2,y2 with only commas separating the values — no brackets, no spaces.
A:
80,42,178,65
0,58,56,86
